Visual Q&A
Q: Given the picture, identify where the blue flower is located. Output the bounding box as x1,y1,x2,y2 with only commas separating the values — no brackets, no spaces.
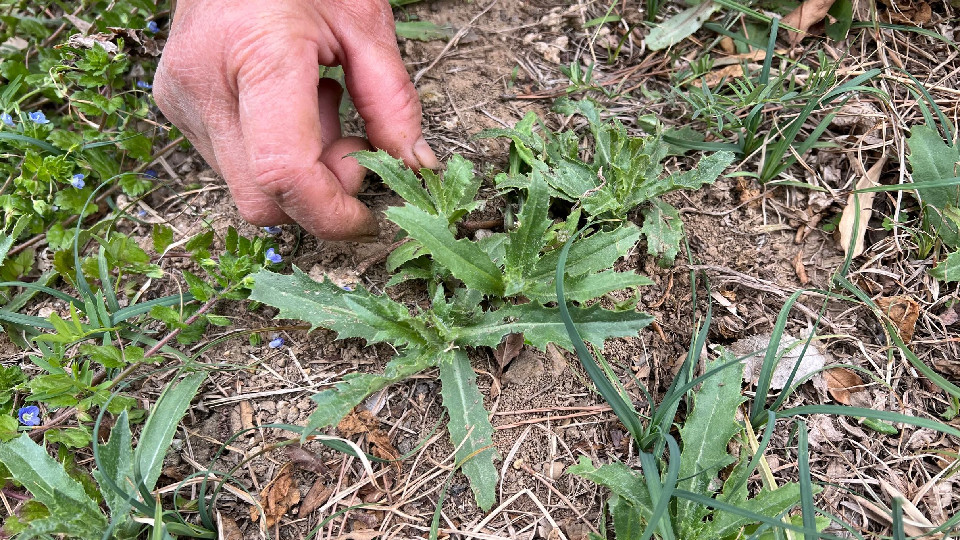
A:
342,285,354,292
144,169,158,179
70,173,85,189
137,80,152,89
268,337,284,348
0,112,14,127
146,21,159,33
137,209,147,217
17,406,40,426
28,111,49,124
263,226,282,235
265,248,281,264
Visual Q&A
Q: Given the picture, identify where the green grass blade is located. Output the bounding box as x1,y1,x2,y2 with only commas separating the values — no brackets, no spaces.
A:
778,405,960,438
639,436,680,540
892,497,905,540
760,18,778,86
751,290,805,423
97,245,120,315
113,292,195,323
0,131,63,154
674,490,841,539
796,419,817,539
556,226,646,444
0,309,55,329
852,176,960,193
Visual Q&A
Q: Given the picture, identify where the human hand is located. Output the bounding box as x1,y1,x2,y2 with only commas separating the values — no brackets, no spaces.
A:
154,0,438,242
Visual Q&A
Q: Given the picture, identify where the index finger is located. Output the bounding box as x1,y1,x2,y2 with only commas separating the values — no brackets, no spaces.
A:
234,38,379,241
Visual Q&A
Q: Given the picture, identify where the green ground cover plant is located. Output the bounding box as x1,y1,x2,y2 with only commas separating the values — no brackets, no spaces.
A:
248,102,733,511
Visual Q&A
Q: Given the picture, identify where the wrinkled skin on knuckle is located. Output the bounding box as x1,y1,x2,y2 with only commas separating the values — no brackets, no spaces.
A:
252,161,311,204
235,199,279,226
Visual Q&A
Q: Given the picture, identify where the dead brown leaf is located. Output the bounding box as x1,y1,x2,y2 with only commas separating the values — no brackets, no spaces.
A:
782,0,838,44
494,333,524,370
878,0,932,25
793,250,809,285
940,304,960,326
876,295,921,343
286,445,328,476
337,410,377,437
250,462,300,528
824,367,865,405
299,480,332,516
239,401,255,432
691,64,745,88
367,429,402,472
838,156,888,257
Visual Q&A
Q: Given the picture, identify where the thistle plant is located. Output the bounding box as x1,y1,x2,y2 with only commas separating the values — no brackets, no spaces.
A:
249,104,735,509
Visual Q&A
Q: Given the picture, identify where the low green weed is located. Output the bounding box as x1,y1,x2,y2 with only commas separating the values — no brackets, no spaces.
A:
0,371,209,539
480,98,733,265
250,148,656,510
672,19,883,184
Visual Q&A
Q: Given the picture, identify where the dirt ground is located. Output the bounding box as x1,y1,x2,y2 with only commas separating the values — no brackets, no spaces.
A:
9,0,960,538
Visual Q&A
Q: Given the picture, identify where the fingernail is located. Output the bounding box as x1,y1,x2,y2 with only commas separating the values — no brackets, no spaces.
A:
413,137,439,170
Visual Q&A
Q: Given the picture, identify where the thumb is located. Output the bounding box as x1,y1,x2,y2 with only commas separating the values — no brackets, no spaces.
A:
333,2,439,170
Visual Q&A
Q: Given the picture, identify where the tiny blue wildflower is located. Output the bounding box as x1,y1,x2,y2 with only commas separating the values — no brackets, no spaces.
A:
70,173,86,189
146,20,159,33
17,406,40,426
137,209,147,218
0,112,13,127
144,169,158,179
265,248,282,264
268,337,284,348
137,80,153,89
342,285,353,292
263,226,282,235
28,111,49,124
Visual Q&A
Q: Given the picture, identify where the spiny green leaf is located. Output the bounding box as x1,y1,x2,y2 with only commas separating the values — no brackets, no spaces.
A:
569,456,652,513
92,410,135,525
0,435,106,535
525,269,654,304
250,267,426,347
424,153,482,220
650,150,734,199
353,150,434,214
706,483,804,538
504,167,551,293
454,302,652,350
308,350,436,430
907,125,960,248
386,205,504,296
640,199,684,265
930,250,960,282
394,20,455,41
675,354,745,536
439,350,498,511
532,224,641,282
